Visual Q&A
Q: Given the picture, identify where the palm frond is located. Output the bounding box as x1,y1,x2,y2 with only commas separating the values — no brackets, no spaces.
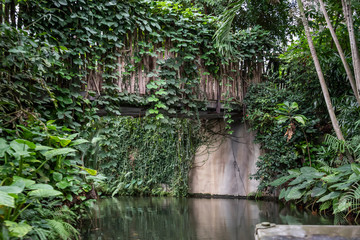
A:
214,0,244,56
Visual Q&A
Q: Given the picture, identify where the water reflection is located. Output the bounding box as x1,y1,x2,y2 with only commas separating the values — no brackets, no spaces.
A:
82,197,332,240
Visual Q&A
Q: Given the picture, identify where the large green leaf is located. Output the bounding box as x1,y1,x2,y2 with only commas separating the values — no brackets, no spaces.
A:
289,175,306,185
0,186,23,194
311,187,327,197
0,190,15,208
42,148,77,160
290,102,299,110
35,144,53,151
13,176,35,188
321,174,341,183
330,182,352,190
53,172,63,182
28,189,63,198
285,187,304,200
70,139,89,146
0,138,9,157
28,184,54,190
270,174,297,187
56,180,71,189
91,137,103,144
275,115,289,124
4,221,32,238
14,139,36,149
334,200,351,213
10,140,30,158
318,191,341,202
279,188,288,200
76,165,97,176
337,164,352,172
294,115,306,125
300,167,318,174
319,201,332,211
49,136,72,147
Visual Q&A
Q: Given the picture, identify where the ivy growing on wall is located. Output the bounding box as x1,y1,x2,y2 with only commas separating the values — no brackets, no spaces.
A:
79,116,208,197
1,0,276,200
1,0,274,129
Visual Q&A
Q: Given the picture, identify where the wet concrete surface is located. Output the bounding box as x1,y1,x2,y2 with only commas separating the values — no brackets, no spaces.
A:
255,224,360,240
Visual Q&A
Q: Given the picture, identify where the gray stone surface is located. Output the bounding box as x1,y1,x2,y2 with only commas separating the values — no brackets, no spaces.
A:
189,121,260,196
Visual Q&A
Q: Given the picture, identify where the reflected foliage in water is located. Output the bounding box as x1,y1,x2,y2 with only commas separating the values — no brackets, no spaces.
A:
82,197,332,240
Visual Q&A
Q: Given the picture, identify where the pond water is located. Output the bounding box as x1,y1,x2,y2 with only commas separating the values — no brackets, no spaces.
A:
82,197,333,240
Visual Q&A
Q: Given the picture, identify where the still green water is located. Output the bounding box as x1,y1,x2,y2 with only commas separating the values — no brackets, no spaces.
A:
82,197,332,240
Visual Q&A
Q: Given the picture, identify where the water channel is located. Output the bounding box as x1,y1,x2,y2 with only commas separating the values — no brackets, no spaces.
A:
82,197,333,240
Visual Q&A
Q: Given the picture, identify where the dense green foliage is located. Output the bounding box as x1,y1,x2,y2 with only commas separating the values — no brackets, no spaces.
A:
0,121,102,239
0,0,271,129
1,0,270,237
81,117,205,197
240,0,360,223
270,163,360,224
244,82,321,191
1,0,360,236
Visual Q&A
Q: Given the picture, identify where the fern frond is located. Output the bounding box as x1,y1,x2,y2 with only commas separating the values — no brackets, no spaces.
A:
334,211,348,225
324,134,346,153
46,219,71,240
62,221,80,240
53,207,77,223
317,160,335,174
33,227,52,240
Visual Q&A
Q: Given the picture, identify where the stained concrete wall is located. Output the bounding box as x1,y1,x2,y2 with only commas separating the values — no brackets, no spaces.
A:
189,121,260,196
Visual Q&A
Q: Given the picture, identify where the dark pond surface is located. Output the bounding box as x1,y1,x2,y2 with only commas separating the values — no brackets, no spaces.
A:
82,197,333,240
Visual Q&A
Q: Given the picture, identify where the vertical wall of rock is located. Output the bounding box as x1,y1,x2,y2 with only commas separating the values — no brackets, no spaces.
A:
189,122,260,196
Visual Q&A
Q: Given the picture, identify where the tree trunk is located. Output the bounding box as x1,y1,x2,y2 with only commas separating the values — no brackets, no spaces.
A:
297,0,344,141
318,0,360,106
341,0,360,97
0,2,3,24
10,0,15,27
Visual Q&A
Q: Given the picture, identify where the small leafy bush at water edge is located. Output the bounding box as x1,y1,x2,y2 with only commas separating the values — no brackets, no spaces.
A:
270,163,360,223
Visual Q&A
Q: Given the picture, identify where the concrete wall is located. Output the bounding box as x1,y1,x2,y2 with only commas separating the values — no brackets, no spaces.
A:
189,121,260,196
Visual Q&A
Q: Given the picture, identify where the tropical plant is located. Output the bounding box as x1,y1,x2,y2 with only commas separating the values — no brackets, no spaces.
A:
0,120,100,239
270,163,360,223
275,101,307,141
0,176,63,239
244,82,321,190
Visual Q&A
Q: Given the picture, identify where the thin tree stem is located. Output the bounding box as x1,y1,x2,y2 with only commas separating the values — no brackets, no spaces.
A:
297,0,344,141
341,0,360,96
318,0,360,106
